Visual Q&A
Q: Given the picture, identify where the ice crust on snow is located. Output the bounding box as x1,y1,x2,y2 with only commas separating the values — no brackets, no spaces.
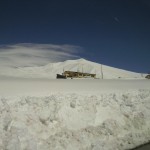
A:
0,89,150,150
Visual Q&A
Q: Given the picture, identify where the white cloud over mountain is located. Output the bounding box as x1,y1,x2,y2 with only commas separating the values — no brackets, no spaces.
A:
0,43,81,68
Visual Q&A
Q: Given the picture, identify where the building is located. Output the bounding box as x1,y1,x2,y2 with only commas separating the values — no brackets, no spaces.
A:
62,71,96,78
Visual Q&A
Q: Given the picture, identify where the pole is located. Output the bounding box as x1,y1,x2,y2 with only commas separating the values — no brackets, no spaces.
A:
101,64,103,79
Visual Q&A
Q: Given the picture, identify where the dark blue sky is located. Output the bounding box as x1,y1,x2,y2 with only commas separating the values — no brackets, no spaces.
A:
0,0,150,73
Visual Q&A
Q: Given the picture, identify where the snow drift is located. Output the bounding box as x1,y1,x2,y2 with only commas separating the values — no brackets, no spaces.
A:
0,89,150,150
0,78,150,150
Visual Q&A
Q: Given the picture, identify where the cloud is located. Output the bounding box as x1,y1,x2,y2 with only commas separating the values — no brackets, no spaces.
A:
0,43,82,68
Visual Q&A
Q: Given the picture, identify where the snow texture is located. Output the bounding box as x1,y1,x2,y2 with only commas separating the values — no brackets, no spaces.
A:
0,59,149,150
0,89,150,150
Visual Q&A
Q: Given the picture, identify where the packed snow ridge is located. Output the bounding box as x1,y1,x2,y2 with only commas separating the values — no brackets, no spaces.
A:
0,89,150,150
0,58,145,79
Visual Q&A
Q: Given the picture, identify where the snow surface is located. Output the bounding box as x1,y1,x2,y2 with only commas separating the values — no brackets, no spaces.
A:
0,59,149,150
0,59,146,79
0,76,150,150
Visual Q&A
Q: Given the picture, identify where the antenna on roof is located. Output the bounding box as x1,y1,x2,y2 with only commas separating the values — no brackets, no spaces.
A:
63,68,65,74
77,63,80,72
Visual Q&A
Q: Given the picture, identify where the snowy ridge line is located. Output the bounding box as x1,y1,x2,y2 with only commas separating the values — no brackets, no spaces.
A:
0,89,150,150
0,59,146,79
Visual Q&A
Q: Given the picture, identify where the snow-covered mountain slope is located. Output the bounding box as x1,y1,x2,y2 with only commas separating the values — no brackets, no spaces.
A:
0,59,145,79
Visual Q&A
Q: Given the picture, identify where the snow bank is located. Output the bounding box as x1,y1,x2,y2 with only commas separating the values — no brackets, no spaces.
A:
0,89,150,150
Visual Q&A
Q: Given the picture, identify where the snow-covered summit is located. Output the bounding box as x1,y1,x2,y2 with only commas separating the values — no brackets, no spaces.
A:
0,58,145,79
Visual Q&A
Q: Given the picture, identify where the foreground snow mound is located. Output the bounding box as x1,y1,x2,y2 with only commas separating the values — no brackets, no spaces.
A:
0,59,144,79
0,89,150,150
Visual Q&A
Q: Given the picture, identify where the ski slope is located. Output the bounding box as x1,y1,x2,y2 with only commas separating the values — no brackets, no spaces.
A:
0,59,145,79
